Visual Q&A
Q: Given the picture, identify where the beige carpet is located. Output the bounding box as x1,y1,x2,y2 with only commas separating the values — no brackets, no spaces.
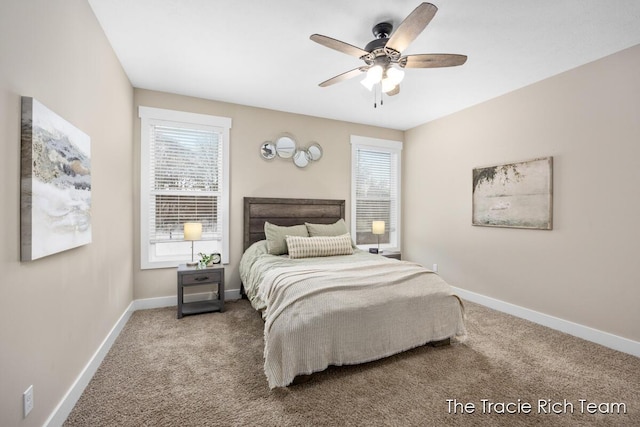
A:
64,299,639,426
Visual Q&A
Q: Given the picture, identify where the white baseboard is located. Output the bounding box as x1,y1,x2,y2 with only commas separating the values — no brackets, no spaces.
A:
133,295,176,310
224,288,241,300
452,286,640,358
44,301,135,427
46,288,242,426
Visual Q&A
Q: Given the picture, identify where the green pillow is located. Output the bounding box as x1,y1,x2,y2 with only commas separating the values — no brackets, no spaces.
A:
305,219,348,237
264,222,309,255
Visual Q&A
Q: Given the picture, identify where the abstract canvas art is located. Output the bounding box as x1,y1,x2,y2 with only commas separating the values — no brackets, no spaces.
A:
21,97,92,261
472,157,553,230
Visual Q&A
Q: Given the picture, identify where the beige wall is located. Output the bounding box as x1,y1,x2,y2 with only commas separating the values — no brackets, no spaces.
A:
133,89,403,299
0,1,134,426
404,44,640,342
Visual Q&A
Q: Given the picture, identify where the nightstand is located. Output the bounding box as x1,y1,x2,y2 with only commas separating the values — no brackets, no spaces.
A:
177,264,224,319
381,251,401,260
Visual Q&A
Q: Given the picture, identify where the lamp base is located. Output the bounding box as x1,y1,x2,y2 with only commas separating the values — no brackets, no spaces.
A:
369,248,379,254
186,240,198,267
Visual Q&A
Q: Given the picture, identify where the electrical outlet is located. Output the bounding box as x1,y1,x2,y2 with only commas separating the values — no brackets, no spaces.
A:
432,263,438,272
23,385,33,417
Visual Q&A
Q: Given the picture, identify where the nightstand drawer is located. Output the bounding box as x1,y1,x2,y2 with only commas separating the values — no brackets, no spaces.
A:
181,271,221,285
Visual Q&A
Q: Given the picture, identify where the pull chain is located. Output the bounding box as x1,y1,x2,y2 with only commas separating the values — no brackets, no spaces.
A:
374,84,383,108
373,85,377,108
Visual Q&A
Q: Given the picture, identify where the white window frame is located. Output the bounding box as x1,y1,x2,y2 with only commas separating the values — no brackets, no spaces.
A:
139,106,231,269
350,135,403,251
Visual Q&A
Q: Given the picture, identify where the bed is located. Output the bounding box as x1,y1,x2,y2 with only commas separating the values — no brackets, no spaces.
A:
239,197,466,388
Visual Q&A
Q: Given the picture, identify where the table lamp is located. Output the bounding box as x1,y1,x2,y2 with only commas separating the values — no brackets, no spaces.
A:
371,221,385,254
183,222,202,266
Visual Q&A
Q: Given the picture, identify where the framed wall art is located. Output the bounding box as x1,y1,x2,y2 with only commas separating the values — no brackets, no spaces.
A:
21,97,92,261
472,157,553,230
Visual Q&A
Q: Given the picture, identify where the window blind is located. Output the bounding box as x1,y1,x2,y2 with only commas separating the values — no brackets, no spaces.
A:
148,123,222,242
354,147,398,245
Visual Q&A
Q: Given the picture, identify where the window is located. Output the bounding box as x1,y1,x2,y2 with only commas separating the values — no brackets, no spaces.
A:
351,135,402,251
139,106,231,269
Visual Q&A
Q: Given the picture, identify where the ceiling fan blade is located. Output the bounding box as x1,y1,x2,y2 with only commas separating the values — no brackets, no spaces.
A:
385,2,437,55
318,67,365,87
386,85,400,96
310,34,369,59
400,54,467,68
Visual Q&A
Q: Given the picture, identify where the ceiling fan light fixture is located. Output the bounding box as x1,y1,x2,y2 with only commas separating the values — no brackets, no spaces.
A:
367,65,383,81
381,78,397,94
361,77,376,91
380,66,404,93
360,65,383,91
386,67,405,85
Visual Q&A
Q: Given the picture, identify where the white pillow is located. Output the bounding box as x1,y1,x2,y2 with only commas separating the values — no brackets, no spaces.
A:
286,233,354,259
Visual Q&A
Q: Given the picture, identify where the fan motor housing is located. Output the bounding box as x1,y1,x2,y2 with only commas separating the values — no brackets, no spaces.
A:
364,37,388,53
363,22,398,65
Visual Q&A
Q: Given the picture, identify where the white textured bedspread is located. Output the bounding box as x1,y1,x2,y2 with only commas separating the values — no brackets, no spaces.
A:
240,243,466,388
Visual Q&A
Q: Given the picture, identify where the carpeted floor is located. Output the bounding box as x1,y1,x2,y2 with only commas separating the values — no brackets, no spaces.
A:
64,299,639,426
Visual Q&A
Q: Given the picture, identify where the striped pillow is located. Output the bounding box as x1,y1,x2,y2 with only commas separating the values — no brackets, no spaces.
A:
286,233,354,259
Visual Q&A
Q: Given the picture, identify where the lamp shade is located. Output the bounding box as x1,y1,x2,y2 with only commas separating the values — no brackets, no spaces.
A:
183,222,202,241
372,221,385,235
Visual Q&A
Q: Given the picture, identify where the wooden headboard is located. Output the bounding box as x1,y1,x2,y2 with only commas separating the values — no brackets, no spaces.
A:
243,197,345,251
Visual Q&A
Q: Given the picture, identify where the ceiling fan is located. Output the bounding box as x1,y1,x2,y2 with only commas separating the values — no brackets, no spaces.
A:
310,2,467,103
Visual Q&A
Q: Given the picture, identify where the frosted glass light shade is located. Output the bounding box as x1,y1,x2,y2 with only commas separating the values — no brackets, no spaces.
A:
360,65,383,91
381,67,404,93
367,65,383,81
361,77,376,91
184,222,202,241
381,79,397,94
372,221,385,235
386,67,405,85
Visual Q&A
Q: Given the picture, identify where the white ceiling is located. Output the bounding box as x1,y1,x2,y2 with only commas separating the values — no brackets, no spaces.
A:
88,0,640,131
